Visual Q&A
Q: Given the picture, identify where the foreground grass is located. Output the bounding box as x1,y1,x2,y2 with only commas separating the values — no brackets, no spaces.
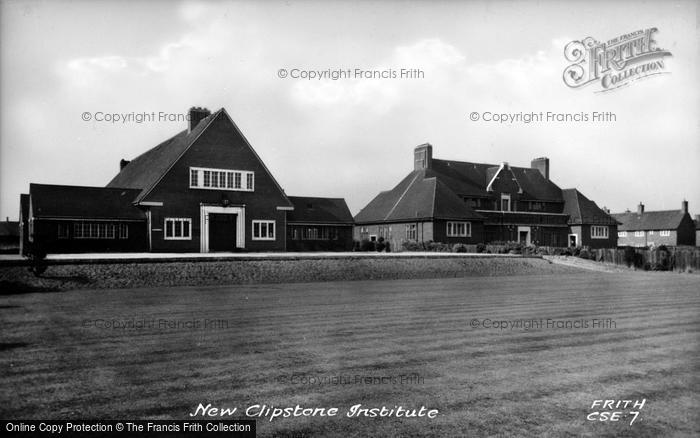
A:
0,272,698,437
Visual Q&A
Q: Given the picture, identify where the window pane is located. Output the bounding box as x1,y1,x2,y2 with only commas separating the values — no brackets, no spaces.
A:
268,223,274,239
190,169,198,187
175,220,182,237
254,222,260,238
203,171,211,187
220,172,226,187
166,220,173,237
227,172,233,188
246,173,254,190
235,173,241,188
183,221,189,238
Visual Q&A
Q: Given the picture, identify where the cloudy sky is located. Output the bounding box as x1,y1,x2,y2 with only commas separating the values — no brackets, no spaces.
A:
1,0,698,221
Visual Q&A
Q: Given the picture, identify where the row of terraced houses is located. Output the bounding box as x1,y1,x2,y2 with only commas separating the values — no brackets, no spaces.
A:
18,106,698,254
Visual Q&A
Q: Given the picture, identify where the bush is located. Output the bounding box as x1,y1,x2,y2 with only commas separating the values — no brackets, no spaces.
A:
476,243,486,253
25,243,48,277
359,239,375,252
578,249,591,260
376,237,386,252
453,244,468,253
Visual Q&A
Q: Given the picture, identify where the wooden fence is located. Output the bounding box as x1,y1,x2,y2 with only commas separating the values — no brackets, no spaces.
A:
589,247,700,272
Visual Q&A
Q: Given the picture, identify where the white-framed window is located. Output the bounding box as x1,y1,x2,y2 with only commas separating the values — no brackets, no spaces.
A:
405,224,417,240
190,167,254,192
500,193,511,212
648,230,654,235
634,231,644,237
618,231,627,237
446,221,471,237
118,224,129,239
57,223,70,239
164,218,191,240
660,230,671,237
73,222,115,239
591,225,609,239
252,220,275,240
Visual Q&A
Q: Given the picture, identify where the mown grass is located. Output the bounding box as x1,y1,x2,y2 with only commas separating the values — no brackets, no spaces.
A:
0,272,698,437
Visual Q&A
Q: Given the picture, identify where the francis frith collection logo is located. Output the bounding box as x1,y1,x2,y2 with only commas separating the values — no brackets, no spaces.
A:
563,28,672,92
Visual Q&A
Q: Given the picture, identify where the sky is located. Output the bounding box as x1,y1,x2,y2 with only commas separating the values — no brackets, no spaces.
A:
1,0,698,221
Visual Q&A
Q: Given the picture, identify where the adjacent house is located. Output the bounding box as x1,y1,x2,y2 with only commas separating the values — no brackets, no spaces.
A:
696,215,700,247
354,144,618,248
286,196,354,251
0,218,20,254
20,107,352,254
612,201,696,247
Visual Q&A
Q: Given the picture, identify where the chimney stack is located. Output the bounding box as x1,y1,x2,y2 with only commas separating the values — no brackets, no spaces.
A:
637,202,644,215
531,157,549,180
189,106,211,132
682,199,688,214
119,159,130,171
414,143,433,170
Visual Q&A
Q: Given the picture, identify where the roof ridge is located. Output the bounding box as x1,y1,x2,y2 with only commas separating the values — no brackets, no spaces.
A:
384,171,422,221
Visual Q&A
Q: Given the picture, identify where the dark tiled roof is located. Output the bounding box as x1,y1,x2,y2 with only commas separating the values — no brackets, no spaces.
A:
0,221,19,237
354,170,483,223
431,159,563,201
562,189,618,225
287,196,354,224
611,210,687,231
106,109,221,202
30,184,145,220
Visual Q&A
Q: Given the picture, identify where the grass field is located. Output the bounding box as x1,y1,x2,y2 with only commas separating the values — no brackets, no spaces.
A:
1,272,698,436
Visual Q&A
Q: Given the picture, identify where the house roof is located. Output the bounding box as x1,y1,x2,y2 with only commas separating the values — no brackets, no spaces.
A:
0,221,19,237
611,210,687,231
30,183,145,220
354,170,484,223
106,109,221,202
287,196,354,224
431,159,563,201
562,189,618,225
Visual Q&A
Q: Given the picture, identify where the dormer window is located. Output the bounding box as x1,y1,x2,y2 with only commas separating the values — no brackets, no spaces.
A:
190,167,254,192
501,194,511,211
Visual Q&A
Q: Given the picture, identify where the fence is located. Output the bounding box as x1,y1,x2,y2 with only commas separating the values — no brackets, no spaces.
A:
589,247,700,272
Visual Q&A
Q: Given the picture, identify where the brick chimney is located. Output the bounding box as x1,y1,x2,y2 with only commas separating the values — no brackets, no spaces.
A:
531,157,549,179
682,199,688,214
189,107,211,132
637,202,644,215
414,143,433,170
119,159,130,171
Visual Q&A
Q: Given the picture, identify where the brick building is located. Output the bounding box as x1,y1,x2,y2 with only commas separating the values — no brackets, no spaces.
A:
612,201,696,247
354,144,618,249
20,107,352,254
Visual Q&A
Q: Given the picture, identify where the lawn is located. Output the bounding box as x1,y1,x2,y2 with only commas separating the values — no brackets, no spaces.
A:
1,272,698,436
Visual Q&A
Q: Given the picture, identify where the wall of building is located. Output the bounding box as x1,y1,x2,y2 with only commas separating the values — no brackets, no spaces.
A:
354,221,434,249
144,114,290,252
286,225,353,251
431,219,484,245
31,220,148,253
577,224,619,249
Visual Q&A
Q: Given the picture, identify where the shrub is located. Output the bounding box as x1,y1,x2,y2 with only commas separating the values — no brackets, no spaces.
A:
476,243,486,253
376,237,386,252
360,239,375,252
453,244,468,253
578,249,591,260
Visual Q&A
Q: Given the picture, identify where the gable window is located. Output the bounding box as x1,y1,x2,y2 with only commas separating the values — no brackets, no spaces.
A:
660,230,671,237
190,167,254,192
591,225,609,239
500,194,511,212
252,220,275,240
618,231,627,237
405,224,417,240
634,231,644,237
447,221,471,237
164,218,191,240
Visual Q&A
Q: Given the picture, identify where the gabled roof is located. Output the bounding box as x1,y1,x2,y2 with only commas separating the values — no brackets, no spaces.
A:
354,170,483,223
30,183,145,220
106,108,293,209
611,210,688,231
0,221,19,237
430,159,563,201
106,109,220,202
562,189,618,225
287,196,354,224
